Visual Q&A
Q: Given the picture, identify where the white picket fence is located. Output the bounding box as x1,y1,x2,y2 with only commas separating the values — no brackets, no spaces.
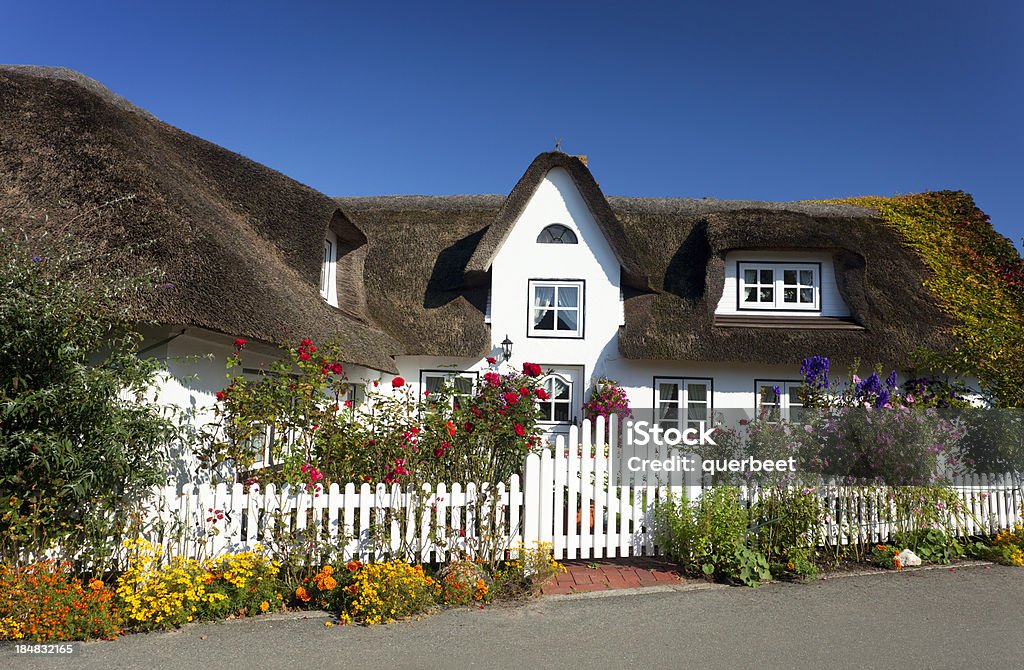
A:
140,417,1024,563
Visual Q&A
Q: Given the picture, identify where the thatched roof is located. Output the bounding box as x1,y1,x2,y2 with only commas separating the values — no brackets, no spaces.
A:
336,196,502,358
609,198,958,366
0,65,401,373
1,65,963,370
340,193,958,367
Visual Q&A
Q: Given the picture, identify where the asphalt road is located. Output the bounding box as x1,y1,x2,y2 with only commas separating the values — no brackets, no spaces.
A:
9,564,1023,670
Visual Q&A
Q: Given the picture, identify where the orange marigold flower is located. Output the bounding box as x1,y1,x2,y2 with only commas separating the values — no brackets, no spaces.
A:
88,579,104,592
346,560,362,572
321,565,334,576
296,586,312,602
259,601,270,612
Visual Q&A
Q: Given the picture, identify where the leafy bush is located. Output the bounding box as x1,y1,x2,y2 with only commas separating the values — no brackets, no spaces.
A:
833,192,1023,408
201,341,545,487
0,230,174,569
750,485,821,564
652,487,771,585
782,547,818,580
894,528,962,565
0,561,121,641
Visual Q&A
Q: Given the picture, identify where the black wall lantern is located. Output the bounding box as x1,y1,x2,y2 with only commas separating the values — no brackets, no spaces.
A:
500,335,513,361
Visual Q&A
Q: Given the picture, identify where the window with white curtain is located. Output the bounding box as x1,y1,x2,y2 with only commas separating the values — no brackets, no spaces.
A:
528,280,584,337
654,378,712,431
538,373,573,423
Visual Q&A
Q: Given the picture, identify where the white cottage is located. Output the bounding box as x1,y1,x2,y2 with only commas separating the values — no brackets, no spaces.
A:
2,66,962,461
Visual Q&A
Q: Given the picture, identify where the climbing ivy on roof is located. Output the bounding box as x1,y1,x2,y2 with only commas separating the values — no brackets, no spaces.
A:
831,191,1024,407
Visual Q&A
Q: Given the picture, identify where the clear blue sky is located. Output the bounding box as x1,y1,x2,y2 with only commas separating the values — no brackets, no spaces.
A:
4,1,1022,250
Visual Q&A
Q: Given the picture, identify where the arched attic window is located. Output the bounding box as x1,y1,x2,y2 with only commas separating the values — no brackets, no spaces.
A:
536,224,578,244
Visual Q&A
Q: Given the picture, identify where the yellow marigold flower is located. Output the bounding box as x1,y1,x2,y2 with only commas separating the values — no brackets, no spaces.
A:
259,601,270,612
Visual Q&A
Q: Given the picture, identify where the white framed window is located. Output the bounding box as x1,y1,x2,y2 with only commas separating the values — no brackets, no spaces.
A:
655,378,712,431
420,370,476,409
538,373,573,423
738,262,820,311
528,280,584,338
320,230,338,306
755,381,806,422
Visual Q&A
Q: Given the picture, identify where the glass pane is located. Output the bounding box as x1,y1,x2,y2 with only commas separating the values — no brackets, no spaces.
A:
533,308,553,330
759,287,773,302
657,405,679,422
744,269,757,284
539,402,552,420
533,286,554,307
759,385,779,405
557,286,578,308
783,288,797,303
687,383,707,403
800,270,814,285
760,269,773,284
788,387,803,407
548,377,570,400
454,377,473,394
784,269,797,285
800,288,814,303
556,309,578,331
425,376,444,393
744,287,757,302
553,402,570,422
687,406,707,423
658,382,680,402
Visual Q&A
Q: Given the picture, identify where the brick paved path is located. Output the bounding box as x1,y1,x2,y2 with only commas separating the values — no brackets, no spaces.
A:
542,557,685,595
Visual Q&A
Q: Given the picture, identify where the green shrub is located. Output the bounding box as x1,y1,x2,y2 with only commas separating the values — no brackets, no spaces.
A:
653,487,771,586
750,486,821,564
0,228,174,570
894,528,962,565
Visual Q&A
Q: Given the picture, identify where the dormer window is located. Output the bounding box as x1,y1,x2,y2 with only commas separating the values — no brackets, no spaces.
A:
737,262,820,311
320,230,338,306
537,224,578,244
